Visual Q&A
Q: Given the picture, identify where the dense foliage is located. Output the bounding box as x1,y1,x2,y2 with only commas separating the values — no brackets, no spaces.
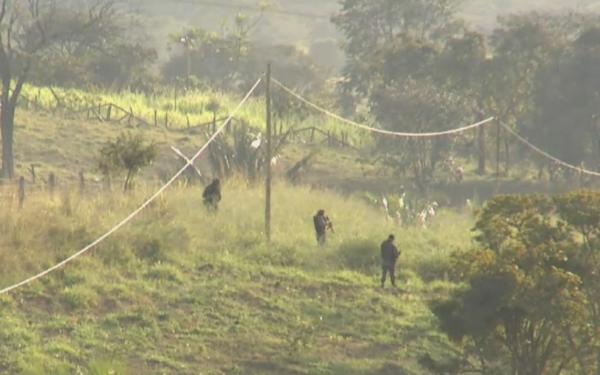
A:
433,192,600,374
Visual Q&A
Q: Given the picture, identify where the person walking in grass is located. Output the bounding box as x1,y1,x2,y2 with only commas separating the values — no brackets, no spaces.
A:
381,234,400,288
313,209,333,246
203,178,222,211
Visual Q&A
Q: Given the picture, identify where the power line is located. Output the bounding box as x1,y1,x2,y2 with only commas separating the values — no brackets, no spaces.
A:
273,78,495,138
172,0,331,19
501,123,600,177
275,77,600,176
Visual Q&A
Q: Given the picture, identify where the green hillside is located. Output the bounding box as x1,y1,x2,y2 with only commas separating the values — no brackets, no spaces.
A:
0,180,471,374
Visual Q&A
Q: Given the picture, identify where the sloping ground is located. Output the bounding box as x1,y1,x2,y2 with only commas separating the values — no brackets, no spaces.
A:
0,182,471,374
10,109,214,188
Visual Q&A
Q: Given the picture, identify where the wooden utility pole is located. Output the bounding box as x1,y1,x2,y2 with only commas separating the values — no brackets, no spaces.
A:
265,63,273,242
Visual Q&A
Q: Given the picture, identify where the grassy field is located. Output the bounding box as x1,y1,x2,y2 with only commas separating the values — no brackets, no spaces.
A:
4,77,594,375
8,108,216,188
20,84,265,130
0,180,472,374
19,81,371,145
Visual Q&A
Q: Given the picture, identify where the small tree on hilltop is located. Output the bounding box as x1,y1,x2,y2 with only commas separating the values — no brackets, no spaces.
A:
98,133,157,192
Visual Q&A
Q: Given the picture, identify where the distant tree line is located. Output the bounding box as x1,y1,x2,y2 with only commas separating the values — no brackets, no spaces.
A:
333,0,600,188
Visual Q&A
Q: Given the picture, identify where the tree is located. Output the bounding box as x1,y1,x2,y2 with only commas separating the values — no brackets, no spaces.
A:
163,14,324,92
370,76,464,189
487,14,557,174
333,0,493,188
164,12,262,89
554,192,600,373
532,24,600,172
436,31,490,175
98,133,157,192
432,194,600,374
0,0,116,178
332,0,461,100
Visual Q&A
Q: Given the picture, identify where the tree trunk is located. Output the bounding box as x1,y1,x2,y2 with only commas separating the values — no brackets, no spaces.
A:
1,102,15,179
504,137,511,176
123,171,133,192
478,125,486,175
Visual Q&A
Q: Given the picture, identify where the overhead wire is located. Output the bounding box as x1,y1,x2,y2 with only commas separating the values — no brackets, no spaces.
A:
500,123,600,177
272,78,495,138
274,77,600,177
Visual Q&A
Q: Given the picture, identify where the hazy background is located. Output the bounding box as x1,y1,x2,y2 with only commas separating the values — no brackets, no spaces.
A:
123,0,600,66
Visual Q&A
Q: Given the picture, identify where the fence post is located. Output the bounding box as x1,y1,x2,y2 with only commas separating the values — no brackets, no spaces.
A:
265,62,272,242
18,176,25,209
79,170,85,195
48,173,56,196
478,120,486,175
186,115,190,129
106,104,112,121
29,164,36,184
154,110,158,127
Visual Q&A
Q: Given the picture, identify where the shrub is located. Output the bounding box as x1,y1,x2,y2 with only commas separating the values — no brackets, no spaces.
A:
97,132,157,191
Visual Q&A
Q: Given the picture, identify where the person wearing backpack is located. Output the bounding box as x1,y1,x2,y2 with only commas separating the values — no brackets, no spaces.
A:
313,209,333,246
203,178,222,211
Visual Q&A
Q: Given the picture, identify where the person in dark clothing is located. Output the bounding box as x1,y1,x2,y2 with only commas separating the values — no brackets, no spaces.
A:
313,209,333,246
380,234,400,288
203,178,222,211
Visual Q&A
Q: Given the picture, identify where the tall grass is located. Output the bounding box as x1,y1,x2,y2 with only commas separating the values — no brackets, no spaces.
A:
0,179,471,290
20,84,264,129
0,181,472,374
19,83,369,143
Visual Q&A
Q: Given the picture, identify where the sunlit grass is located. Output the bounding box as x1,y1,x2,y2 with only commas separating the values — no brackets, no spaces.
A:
0,180,470,374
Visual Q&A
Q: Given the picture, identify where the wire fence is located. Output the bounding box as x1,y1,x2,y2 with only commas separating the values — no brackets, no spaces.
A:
0,78,263,295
